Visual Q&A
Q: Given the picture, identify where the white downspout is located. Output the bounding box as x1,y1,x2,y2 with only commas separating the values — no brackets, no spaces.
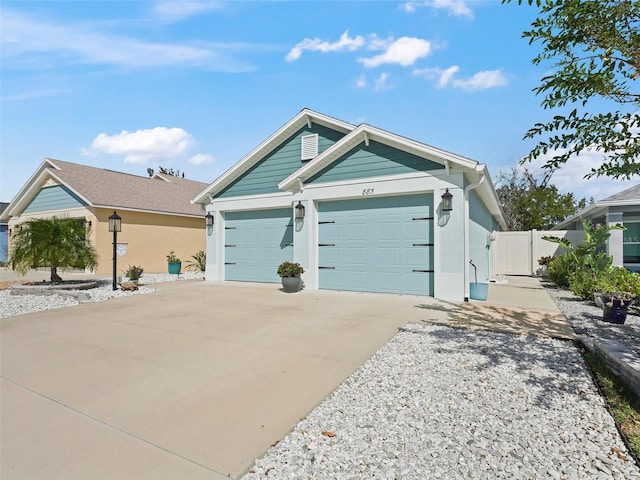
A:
464,171,485,301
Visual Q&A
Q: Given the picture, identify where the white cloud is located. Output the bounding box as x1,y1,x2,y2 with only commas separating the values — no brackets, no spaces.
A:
84,127,195,165
414,65,460,87
152,1,223,23
414,66,505,90
525,149,638,201
452,69,507,90
0,8,253,72
359,37,432,68
286,30,365,62
401,0,473,18
374,72,391,92
188,153,215,165
356,75,367,88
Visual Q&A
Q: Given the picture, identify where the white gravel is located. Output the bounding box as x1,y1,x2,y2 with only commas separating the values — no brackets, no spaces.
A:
242,324,640,479
0,272,202,318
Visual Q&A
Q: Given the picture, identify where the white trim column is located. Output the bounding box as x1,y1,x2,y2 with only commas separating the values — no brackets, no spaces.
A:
607,211,624,266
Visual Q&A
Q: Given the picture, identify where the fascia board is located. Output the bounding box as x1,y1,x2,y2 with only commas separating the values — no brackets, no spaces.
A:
92,204,204,219
473,165,508,230
192,109,356,204
279,124,480,192
552,203,608,230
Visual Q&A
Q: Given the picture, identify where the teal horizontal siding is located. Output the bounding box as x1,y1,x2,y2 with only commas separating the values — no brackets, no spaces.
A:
23,185,86,213
215,124,346,199
308,140,441,184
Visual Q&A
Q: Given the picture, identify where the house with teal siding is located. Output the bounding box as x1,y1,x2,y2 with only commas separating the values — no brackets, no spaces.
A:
192,109,507,302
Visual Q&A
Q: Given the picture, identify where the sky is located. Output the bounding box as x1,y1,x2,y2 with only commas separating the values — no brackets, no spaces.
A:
1,0,636,205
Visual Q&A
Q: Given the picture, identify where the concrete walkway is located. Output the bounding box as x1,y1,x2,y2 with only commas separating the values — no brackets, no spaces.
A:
1,277,572,479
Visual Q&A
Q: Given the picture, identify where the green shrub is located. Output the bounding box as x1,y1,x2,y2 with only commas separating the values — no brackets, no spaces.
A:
596,267,640,296
570,268,601,300
547,254,576,288
277,261,304,278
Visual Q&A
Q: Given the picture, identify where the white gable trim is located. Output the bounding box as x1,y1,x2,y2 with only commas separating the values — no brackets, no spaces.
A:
278,124,479,192
1,159,93,220
191,109,355,204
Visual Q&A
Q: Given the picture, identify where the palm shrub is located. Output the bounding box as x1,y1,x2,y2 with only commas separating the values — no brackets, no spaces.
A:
185,250,206,272
547,253,577,288
9,216,98,282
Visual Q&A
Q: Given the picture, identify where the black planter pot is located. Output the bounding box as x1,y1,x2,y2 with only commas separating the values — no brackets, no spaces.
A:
603,305,628,324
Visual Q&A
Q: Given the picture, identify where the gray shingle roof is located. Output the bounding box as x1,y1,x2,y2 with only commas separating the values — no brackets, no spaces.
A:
48,159,207,217
601,183,640,203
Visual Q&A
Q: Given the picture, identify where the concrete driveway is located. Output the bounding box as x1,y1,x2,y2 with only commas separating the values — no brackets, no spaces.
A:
1,277,573,479
1,281,443,480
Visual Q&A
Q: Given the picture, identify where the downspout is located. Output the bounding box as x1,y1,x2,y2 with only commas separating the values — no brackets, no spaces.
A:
464,171,485,301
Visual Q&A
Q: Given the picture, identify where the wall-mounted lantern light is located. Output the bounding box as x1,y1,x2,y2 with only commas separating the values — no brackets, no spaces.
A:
108,211,122,291
441,188,453,212
295,201,305,220
205,212,214,227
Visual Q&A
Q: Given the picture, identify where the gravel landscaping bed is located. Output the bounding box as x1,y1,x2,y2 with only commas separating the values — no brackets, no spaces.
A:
0,272,202,318
545,284,640,355
243,324,640,479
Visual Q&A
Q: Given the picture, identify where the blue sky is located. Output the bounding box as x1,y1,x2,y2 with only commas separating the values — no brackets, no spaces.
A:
1,0,635,204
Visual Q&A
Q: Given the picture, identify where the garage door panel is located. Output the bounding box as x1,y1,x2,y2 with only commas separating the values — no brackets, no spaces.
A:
346,271,366,290
345,247,367,264
378,272,400,291
378,223,400,240
346,224,367,240
404,222,430,241
318,194,434,296
225,208,293,283
405,248,432,267
378,248,400,266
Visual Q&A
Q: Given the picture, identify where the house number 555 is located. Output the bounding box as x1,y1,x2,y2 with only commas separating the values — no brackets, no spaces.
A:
362,188,375,196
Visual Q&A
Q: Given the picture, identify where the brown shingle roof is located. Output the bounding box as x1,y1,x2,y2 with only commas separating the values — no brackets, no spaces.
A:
48,159,207,217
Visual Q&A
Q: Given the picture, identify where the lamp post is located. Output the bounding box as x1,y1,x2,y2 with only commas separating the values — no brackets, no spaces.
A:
108,211,121,291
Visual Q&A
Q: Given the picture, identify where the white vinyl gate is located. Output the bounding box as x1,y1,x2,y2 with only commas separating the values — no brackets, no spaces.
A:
492,230,583,276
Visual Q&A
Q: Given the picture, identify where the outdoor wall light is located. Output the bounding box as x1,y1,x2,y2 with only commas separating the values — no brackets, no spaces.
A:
108,211,122,291
441,188,453,212
205,212,214,227
295,201,305,220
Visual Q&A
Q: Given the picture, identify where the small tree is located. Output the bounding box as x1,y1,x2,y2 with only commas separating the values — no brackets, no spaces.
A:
496,166,587,230
504,0,640,180
9,217,98,282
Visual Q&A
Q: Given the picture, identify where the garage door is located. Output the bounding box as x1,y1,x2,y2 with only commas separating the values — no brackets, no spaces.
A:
225,209,293,283
318,194,434,295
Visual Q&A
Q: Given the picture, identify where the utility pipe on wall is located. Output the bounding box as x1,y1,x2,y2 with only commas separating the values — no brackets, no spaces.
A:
463,170,485,301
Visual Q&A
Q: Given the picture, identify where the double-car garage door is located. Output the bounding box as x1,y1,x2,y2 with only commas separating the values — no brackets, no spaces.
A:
318,194,433,296
223,194,434,295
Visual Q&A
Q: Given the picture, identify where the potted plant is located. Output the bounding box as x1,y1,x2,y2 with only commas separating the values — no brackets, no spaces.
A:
277,261,304,293
595,291,635,324
124,265,143,284
536,256,552,278
167,251,182,275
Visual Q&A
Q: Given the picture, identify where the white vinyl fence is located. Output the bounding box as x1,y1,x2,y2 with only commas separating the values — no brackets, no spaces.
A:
492,230,583,276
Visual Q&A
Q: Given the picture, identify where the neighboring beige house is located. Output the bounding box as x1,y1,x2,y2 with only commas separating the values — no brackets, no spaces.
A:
1,158,208,275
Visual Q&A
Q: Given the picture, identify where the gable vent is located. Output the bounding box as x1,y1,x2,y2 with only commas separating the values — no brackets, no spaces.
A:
301,134,318,160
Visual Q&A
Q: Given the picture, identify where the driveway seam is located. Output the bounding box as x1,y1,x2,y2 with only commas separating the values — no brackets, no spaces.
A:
1,376,230,478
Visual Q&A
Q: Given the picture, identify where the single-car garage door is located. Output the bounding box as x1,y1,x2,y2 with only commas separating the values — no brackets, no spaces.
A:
318,194,434,295
225,209,293,283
